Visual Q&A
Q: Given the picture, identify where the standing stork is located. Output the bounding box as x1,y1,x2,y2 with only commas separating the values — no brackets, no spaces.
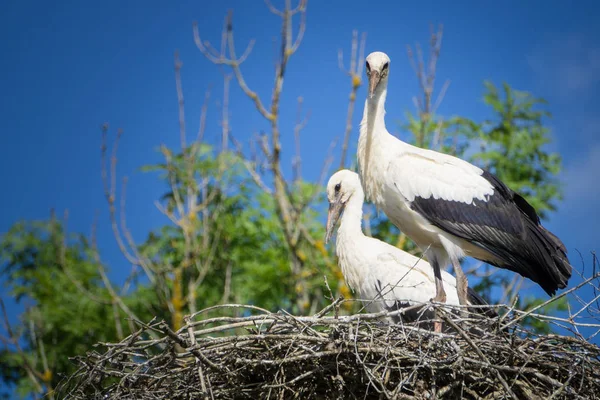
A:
324,169,492,328
357,51,572,308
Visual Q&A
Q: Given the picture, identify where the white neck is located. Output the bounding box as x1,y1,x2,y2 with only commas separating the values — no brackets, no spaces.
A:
337,191,365,238
360,87,388,140
358,85,391,202
335,190,367,292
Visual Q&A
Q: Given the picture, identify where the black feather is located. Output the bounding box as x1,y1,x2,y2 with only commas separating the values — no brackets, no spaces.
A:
409,169,572,296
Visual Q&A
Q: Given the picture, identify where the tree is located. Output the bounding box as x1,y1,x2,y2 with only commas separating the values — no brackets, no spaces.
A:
0,215,153,398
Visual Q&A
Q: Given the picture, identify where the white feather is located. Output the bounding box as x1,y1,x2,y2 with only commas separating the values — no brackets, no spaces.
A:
327,170,465,316
385,150,493,204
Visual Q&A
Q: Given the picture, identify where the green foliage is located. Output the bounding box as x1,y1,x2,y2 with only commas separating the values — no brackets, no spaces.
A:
0,219,135,396
404,113,479,159
137,143,340,317
471,81,563,218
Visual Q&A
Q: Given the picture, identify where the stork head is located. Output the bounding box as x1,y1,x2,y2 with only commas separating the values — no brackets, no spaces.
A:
325,169,362,244
365,51,391,99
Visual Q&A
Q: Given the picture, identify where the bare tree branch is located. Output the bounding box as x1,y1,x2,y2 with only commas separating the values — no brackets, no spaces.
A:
230,134,273,194
194,1,316,313
292,97,310,183
90,222,144,336
193,12,267,119
338,30,367,169
264,0,285,17
406,24,450,148
100,126,156,283
174,51,187,149
221,73,232,152
0,299,45,394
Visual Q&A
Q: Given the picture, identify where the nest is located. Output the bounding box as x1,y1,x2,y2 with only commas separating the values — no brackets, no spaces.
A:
58,278,600,400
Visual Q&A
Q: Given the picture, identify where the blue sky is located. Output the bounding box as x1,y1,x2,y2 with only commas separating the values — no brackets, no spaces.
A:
1,0,599,393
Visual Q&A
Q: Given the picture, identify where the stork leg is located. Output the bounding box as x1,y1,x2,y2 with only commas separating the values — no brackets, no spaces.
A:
451,256,469,324
451,257,469,306
430,258,447,333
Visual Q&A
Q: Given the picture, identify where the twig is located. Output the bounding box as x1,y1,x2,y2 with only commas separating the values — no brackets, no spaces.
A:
57,297,600,399
338,30,367,169
501,273,600,331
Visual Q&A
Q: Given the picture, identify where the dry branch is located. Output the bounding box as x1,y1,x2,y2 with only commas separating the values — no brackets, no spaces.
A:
193,0,334,314
338,30,367,170
58,290,600,399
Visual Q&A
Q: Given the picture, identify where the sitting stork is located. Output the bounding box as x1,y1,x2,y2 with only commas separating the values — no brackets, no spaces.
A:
325,169,493,329
357,51,572,307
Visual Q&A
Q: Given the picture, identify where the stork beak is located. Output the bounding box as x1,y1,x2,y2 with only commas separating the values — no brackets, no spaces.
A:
325,201,345,245
368,70,381,99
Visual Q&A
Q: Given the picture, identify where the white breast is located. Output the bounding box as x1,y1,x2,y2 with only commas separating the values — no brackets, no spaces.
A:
336,231,461,314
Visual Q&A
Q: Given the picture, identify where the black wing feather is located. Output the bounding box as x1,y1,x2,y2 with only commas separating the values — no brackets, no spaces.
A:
410,170,572,296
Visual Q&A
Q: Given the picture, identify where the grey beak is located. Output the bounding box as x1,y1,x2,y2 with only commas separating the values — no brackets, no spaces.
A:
368,70,381,98
325,201,345,245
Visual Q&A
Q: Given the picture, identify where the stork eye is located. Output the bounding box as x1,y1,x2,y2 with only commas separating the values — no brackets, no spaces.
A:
365,61,371,73
334,183,341,193
382,62,389,71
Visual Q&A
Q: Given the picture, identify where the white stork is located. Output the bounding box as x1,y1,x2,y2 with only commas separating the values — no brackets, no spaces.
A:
357,51,572,307
325,169,492,328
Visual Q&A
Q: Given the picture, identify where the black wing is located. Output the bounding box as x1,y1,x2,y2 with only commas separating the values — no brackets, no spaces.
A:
410,170,572,296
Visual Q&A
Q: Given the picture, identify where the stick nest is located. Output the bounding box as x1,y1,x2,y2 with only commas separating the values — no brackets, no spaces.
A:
57,290,600,400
